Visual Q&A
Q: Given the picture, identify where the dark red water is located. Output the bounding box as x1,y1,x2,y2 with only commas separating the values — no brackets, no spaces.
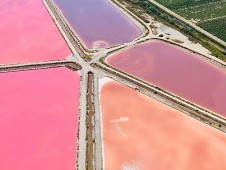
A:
53,0,141,49
106,40,226,117
0,68,80,170
100,81,226,170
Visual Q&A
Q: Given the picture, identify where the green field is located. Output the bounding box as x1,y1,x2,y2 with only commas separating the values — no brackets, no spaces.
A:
121,0,226,61
198,17,226,41
156,0,226,42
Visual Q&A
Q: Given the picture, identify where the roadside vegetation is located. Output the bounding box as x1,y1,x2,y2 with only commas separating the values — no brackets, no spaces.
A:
119,0,226,61
156,0,226,42
156,0,223,9
198,17,226,42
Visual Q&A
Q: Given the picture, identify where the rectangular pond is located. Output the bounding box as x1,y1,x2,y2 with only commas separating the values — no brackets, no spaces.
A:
0,0,71,64
106,40,226,117
0,68,80,170
53,0,141,49
100,80,226,170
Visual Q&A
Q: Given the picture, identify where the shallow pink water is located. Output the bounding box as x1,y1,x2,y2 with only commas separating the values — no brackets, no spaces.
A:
100,81,226,170
0,68,80,170
106,40,226,117
53,0,141,49
0,0,71,64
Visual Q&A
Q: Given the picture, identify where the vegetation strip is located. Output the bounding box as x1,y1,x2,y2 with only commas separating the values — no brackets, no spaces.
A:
155,0,226,41
120,0,226,61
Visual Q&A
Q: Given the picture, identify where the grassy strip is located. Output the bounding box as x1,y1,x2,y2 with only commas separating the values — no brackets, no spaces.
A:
120,0,226,61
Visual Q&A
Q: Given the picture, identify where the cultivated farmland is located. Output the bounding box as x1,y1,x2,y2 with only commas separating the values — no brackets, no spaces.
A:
156,0,226,41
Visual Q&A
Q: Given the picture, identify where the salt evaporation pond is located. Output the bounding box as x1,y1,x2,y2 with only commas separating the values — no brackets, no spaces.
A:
106,40,226,117
53,0,141,49
0,68,80,170
0,0,71,64
100,81,226,170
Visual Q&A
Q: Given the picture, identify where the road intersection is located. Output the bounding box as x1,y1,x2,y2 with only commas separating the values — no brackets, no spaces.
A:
1,0,225,169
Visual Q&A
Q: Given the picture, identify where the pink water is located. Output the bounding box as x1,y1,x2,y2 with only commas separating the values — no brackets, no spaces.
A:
106,40,226,117
53,0,141,49
0,0,71,64
0,68,80,170
100,81,226,170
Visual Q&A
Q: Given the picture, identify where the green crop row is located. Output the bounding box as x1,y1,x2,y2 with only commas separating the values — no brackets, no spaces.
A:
120,0,226,61
155,0,226,43
156,0,222,10
176,1,226,21
198,17,226,42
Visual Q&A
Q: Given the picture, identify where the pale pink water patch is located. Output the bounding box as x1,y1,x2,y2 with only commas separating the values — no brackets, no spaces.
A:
0,68,80,170
0,0,71,64
106,40,226,117
53,0,141,49
100,81,226,170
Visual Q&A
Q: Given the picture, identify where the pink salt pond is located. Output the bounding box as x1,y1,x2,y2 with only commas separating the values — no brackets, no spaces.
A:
0,0,71,64
53,0,141,49
106,40,226,117
100,81,226,170
0,68,80,170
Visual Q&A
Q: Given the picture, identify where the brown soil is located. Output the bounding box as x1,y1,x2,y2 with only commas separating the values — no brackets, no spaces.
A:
86,72,94,170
